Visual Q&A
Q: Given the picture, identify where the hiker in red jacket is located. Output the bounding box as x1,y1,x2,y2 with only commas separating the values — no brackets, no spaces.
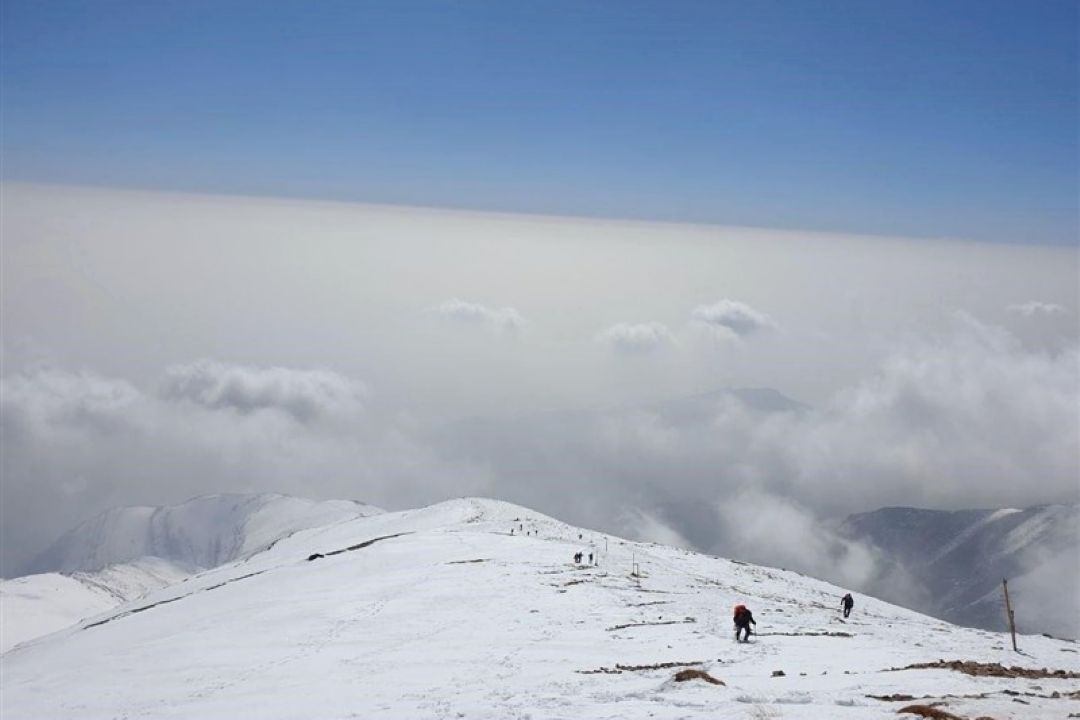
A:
733,604,756,642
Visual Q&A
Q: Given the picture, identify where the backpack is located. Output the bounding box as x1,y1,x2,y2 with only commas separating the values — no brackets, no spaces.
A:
733,604,747,619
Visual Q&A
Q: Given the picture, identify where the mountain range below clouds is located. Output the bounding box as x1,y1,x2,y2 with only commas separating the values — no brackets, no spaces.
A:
1,4,1076,713
3,494,384,653
6,491,1076,658
839,504,1080,640
3,185,1076,607
3,494,1077,719
21,493,382,577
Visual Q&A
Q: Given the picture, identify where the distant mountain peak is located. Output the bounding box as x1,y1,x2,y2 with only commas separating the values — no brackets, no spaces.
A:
22,493,383,576
646,386,807,426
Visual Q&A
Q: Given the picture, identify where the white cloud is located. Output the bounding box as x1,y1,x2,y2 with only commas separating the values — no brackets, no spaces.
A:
0,361,488,576
3,317,1077,634
428,299,524,332
781,314,1079,513
714,489,880,585
0,368,142,437
598,322,675,354
431,314,1078,632
619,508,694,549
3,184,1076,633
690,299,775,338
1012,543,1080,639
1007,301,1067,317
161,360,365,423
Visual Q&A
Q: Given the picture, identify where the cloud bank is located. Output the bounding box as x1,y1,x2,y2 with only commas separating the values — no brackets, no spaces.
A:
161,360,366,423
690,299,775,339
2,185,1077,634
428,299,525,332
1008,300,1067,317
0,361,488,575
428,314,1078,631
2,316,1076,634
598,322,675,354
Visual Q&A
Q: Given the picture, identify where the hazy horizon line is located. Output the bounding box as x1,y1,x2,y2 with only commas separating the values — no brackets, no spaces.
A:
6,179,1072,249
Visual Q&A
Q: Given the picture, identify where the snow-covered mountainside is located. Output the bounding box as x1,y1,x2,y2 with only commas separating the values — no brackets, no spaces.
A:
840,504,1080,639
3,495,383,652
22,493,383,575
3,498,1076,719
0,557,189,653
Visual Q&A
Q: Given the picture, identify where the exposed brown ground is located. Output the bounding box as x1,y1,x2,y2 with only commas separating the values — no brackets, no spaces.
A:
673,668,725,685
889,659,1080,680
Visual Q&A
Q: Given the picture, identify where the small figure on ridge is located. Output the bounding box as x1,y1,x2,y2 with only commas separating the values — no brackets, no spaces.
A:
733,603,756,643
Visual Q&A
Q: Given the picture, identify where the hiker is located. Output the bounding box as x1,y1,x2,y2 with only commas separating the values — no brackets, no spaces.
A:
511,528,515,535
841,593,854,618
588,552,593,564
573,551,581,564
733,604,756,643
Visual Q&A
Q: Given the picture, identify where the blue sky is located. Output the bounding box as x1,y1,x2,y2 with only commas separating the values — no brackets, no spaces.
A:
2,1,1076,244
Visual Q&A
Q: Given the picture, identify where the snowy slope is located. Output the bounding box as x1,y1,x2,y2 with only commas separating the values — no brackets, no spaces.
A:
0,557,189,653
3,498,1077,719
23,493,383,575
3,494,383,652
840,504,1080,638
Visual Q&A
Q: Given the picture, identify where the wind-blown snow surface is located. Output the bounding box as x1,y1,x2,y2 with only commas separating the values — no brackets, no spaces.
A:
0,557,189,653
23,493,383,575
3,499,1077,719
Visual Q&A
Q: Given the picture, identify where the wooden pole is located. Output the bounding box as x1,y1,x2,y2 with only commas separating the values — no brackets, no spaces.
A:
1002,578,1018,652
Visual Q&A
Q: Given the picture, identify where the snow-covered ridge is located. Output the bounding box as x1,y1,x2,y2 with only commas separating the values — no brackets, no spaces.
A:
22,493,383,575
4,494,383,652
0,557,189,653
3,497,1077,719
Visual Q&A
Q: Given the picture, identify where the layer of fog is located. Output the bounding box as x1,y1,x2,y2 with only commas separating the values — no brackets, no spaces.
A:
2,184,1077,633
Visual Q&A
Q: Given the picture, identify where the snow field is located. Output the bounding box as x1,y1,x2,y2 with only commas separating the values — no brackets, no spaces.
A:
2,498,1077,719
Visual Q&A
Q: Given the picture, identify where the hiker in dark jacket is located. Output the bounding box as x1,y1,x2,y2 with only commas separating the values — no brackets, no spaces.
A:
841,593,854,618
733,604,756,642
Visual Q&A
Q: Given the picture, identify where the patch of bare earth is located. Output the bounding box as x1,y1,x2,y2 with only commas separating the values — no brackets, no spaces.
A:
889,660,1080,680
896,705,965,720
871,688,1080,703
606,617,696,631
673,668,724,685
577,660,704,675
758,630,853,638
